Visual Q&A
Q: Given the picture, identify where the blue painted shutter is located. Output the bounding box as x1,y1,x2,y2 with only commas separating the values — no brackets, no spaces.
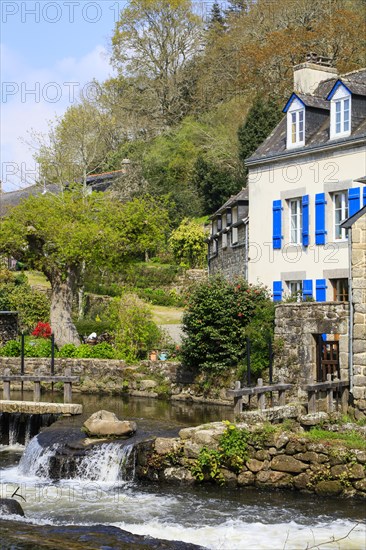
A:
315,193,327,245
302,194,309,246
303,279,313,300
316,279,327,302
273,281,283,302
348,187,360,216
272,200,282,249
363,186,366,207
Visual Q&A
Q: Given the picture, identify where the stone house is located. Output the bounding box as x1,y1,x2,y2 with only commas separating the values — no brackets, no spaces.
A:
207,188,249,279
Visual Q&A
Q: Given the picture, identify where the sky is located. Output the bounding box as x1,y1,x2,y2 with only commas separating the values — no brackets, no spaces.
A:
0,1,131,192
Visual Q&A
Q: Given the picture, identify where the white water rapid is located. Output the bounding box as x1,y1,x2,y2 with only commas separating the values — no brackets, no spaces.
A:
1,433,365,549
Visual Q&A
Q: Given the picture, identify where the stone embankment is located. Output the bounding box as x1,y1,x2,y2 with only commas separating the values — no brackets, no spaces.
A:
136,422,366,499
0,358,231,405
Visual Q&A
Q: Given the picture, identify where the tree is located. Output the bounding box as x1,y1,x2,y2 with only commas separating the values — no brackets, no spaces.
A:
193,156,241,214
209,3,225,30
0,189,170,346
169,218,207,268
182,276,271,373
238,97,282,171
111,0,203,128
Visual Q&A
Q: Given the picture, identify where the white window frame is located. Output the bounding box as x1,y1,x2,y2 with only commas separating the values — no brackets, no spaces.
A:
330,85,351,139
333,191,348,240
231,207,238,245
286,98,305,149
287,281,302,301
288,198,302,245
222,232,228,249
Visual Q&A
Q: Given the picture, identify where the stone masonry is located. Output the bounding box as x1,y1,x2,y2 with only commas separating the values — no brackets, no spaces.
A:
351,211,366,414
0,312,18,345
274,302,349,401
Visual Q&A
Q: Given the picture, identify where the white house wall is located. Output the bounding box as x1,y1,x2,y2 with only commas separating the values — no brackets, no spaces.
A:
248,143,366,299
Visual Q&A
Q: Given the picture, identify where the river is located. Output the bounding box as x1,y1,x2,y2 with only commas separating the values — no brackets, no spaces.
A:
0,393,365,549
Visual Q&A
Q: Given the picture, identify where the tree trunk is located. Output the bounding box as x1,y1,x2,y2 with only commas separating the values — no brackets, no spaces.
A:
50,270,80,348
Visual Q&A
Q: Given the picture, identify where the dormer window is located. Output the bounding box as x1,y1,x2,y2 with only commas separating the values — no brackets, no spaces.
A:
327,81,352,140
284,95,305,149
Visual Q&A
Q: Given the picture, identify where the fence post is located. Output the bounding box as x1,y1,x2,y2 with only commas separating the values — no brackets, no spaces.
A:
64,367,72,404
341,385,349,414
20,333,25,375
34,369,41,402
278,377,286,406
308,390,316,414
268,338,273,385
257,378,265,410
3,368,11,400
326,373,333,413
233,381,242,415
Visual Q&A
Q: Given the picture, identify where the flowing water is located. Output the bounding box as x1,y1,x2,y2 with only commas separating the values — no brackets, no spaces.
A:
0,393,365,549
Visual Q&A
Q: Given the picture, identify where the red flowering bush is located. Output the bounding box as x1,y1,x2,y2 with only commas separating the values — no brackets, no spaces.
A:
32,322,52,339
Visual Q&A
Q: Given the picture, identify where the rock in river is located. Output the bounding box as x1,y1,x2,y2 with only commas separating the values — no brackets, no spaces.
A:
83,410,137,438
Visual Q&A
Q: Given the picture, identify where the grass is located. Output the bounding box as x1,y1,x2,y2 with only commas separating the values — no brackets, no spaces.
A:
151,305,184,325
24,270,51,289
306,427,366,450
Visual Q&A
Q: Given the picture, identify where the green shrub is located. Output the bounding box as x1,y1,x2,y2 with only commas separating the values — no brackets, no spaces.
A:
74,319,114,338
169,218,207,268
136,287,185,307
109,293,162,362
57,343,78,358
0,339,21,357
0,269,50,332
182,276,272,373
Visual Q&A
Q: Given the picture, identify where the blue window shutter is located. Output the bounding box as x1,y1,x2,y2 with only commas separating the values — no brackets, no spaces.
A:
348,187,360,216
316,279,327,302
302,194,309,246
315,193,327,245
363,186,366,207
272,200,282,249
303,279,313,300
273,281,283,302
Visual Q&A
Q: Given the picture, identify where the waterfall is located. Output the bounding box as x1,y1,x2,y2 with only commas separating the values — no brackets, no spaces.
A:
0,412,59,446
18,435,136,482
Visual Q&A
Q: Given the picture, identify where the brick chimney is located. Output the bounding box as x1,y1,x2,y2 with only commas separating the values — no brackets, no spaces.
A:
294,53,338,96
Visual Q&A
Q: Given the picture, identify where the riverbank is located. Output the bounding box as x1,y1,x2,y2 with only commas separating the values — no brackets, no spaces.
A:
136,420,366,499
0,358,233,406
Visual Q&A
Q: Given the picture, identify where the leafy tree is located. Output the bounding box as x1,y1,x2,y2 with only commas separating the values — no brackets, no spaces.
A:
238,97,282,172
111,0,203,128
181,276,271,373
169,218,208,268
193,156,241,214
109,292,162,362
0,189,170,346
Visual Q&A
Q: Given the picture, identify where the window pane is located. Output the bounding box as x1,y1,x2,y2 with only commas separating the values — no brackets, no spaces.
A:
336,101,341,113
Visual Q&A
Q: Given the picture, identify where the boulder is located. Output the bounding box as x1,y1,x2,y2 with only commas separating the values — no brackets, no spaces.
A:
315,480,343,496
237,471,255,486
83,410,137,438
256,470,293,489
163,467,195,484
271,455,307,474
0,498,25,517
139,379,158,390
154,437,180,456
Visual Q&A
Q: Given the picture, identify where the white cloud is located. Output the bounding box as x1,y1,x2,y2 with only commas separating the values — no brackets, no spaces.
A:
1,44,114,191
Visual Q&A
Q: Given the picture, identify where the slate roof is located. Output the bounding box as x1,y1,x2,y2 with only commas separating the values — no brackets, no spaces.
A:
0,170,126,216
247,68,366,165
340,205,366,229
211,187,249,218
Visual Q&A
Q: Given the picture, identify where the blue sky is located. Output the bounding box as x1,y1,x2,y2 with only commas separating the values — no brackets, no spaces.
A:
0,1,130,191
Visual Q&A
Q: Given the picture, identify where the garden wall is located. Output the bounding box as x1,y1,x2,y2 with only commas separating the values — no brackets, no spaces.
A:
0,312,18,345
136,422,366,499
0,358,230,404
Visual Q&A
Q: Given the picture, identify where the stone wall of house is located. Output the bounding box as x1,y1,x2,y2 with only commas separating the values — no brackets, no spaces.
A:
274,302,349,400
352,212,366,416
0,312,18,345
209,225,247,279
